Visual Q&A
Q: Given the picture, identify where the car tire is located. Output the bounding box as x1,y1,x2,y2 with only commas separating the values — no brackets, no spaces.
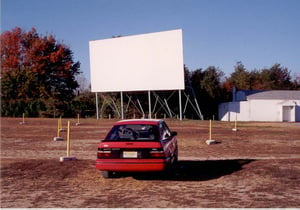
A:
101,171,114,178
173,154,178,165
173,146,178,165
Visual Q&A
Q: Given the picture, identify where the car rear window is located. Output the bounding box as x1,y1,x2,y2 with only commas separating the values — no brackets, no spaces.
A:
105,124,159,141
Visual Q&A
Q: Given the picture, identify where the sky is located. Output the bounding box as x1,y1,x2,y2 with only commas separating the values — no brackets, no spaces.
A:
2,0,300,85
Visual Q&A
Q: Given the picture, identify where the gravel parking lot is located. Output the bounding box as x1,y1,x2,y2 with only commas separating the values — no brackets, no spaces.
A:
1,117,300,208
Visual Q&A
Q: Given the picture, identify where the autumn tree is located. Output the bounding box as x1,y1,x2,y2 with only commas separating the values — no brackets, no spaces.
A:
225,62,296,91
227,61,252,90
1,27,81,117
190,66,227,119
255,64,293,90
293,73,300,89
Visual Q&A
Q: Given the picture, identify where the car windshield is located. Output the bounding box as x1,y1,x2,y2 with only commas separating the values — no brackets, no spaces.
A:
105,124,159,141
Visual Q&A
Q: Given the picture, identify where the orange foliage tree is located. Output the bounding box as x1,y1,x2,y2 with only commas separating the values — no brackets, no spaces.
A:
1,27,81,117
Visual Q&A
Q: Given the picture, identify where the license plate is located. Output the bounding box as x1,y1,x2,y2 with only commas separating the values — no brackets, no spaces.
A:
123,151,138,158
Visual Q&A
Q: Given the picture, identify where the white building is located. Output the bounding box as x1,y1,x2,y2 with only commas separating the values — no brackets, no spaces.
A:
219,90,300,122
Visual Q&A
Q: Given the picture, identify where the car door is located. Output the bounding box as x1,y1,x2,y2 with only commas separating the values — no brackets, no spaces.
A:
159,122,177,164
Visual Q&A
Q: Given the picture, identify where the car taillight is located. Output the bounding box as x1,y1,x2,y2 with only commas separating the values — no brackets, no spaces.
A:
97,149,111,158
149,149,165,158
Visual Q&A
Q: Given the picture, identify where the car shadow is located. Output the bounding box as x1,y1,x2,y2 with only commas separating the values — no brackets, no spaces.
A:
133,159,254,181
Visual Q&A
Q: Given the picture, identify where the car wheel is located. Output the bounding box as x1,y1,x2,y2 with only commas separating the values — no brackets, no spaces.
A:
101,171,114,178
173,154,178,165
173,147,178,164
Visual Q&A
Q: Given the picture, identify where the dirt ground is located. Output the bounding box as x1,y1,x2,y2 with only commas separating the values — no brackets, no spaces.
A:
1,117,300,208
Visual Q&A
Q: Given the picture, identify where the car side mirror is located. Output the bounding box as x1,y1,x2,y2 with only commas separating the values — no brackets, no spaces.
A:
171,131,177,136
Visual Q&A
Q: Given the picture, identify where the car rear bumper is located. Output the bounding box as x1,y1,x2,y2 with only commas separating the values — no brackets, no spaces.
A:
95,158,165,172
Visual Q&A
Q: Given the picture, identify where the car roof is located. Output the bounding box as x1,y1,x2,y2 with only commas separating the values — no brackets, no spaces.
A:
114,119,163,125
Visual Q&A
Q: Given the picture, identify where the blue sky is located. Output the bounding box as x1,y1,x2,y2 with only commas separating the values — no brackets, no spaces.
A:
2,0,300,84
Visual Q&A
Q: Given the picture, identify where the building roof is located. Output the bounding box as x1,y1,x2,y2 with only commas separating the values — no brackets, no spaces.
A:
247,90,300,100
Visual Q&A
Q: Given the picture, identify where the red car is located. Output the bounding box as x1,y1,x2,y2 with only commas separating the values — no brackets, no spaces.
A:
96,119,178,178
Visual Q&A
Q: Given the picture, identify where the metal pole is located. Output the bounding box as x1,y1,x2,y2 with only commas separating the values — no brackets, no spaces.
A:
57,118,60,137
148,90,151,119
183,94,189,113
178,90,182,121
209,119,212,140
67,120,70,156
137,99,145,117
164,98,172,118
95,92,99,120
235,113,237,129
194,98,203,120
120,91,124,119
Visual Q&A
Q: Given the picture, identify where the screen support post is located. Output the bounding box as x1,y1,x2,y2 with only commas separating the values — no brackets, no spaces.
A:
179,89,182,120
148,90,152,119
120,91,124,119
95,92,99,120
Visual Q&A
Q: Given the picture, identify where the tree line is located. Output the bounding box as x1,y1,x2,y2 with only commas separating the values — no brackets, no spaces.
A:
186,63,299,119
1,28,299,119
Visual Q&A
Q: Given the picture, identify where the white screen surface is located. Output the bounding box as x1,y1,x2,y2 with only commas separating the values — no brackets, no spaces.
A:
89,29,184,92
